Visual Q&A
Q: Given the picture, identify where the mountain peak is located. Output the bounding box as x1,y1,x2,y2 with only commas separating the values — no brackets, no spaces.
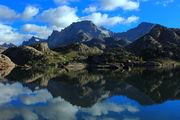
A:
47,20,112,48
71,20,95,26
22,36,46,46
138,22,155,27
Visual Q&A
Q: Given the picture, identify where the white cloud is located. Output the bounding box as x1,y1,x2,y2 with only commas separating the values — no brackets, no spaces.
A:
83,6,97,13
0,24,31,45
82,102,139,116
156,0,174,6
124,16,139,23
21,6,39,21
20,89,52,105
38,6,79,28
0,5,19,23
21,24,52,39
80,12,125,26
0,82,140,120
100,0,139,11
0,5,39,23
80,12,139,26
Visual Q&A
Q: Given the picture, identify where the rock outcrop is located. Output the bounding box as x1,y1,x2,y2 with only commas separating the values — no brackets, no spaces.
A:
0,54,15,77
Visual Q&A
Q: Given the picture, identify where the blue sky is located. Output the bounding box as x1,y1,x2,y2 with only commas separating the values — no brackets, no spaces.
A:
0,0,179,45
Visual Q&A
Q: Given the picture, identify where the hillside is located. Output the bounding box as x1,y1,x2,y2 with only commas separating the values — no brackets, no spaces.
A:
127,24,180,61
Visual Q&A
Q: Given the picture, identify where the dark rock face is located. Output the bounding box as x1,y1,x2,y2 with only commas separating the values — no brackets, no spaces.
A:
22,36,46,46
127,24,180,60
2,46,44,65
114,22,155,41
88,47,141,65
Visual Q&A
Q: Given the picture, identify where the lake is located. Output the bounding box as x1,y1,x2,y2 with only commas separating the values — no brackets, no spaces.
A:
0,67,180,120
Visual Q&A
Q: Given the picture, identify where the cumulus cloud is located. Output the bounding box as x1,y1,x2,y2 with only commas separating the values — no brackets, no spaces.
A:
100,0,139,11
0,5,39,23
83,6,97,13
21,24,52,39
38,6,79,28
21,6,39,21
0,24,31,45
80,13,124,26
0,5,19,23
80,12,139,26
124,16,139,23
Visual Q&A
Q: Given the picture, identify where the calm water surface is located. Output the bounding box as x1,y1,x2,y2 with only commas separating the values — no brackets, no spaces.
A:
0,67,180,120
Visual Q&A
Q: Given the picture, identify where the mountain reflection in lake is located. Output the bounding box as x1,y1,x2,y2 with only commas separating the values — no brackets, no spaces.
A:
0,67,180,120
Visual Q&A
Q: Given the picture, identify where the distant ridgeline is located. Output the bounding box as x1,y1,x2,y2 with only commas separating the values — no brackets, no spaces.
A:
2,21,180,68
22,21,155,49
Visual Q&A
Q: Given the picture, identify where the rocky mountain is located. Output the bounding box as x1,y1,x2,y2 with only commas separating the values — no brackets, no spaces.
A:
47,21,131,49
20,21,156,49
114,22,155,41
22,36,46,46
0,43,16,47
127,24,180,60
47,21,110,48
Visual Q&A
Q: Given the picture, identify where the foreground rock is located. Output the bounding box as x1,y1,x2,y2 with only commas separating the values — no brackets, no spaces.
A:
2,43,66,66
0,54,15,77
0,47,7,53
3,46,44,65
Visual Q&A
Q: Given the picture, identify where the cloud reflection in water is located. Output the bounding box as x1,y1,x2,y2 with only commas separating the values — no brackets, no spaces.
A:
0,82,139,120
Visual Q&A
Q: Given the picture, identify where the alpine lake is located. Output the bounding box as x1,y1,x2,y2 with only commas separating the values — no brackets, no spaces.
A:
0,66,180,120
